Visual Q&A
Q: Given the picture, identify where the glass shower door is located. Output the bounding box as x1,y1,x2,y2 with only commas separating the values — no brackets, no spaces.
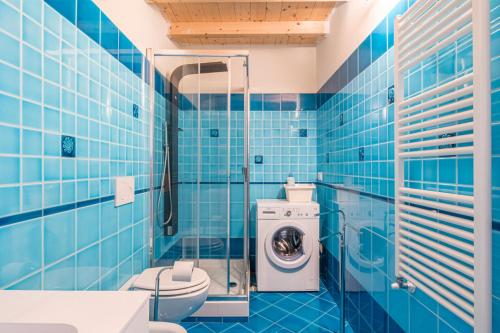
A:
149,51,249,299
196,56,231,295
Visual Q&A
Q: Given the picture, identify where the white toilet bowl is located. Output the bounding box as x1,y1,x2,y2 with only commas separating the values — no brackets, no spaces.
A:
149,321,187,333
132,266,210,322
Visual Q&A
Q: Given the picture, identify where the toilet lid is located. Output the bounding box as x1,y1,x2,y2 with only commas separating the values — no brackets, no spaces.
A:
132,267,209,293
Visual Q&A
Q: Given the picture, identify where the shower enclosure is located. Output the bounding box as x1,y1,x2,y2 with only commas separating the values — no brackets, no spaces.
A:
146,50,250,306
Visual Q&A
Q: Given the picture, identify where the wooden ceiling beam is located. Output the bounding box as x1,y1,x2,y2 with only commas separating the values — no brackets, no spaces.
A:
169,20,329,38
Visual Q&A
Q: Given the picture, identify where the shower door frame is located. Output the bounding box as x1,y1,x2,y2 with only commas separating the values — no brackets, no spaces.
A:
146,49,251,298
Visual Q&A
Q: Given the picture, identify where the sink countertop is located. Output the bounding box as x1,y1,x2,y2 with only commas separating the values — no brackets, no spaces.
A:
0,290,151,333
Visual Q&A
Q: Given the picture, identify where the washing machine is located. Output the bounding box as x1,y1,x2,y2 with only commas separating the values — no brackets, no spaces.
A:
256,199,320,292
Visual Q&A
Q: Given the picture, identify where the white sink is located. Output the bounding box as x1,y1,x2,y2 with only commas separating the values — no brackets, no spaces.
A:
0,323,78,333
0,291,150,333
284,184,316,202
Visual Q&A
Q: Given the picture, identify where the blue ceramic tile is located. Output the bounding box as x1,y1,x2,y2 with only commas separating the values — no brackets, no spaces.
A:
61,135,76,157
22,184,42,211
44,133,60,156
23,0,42,23
371,18,388,63
44,3,61,36
132,223,143,252
359,35,372,73
44,29,59,56
132,47,142,77
100,267,118,290
0,1,20,37
250,94,263,111
259,305,289,323
44,211,75,264
76,205,99,249
387,85,395,104
263,94,281,111
298,94,317,111
22,72,41,102
0,93,20,125
281,94,298,111
23,45,42,76
44,183,60,207
44,158,60,181
0,125,20,154
299,129,308,138
0,62,20,96
241,314,273,332
61,181,75,203
22,16,42,50
438,159,456,184
210,129,219,137
347,49,358,82
77,243,99,289
254,155,263,164
44,55,60,84
76,0,100,44
44,255,75,290
22,101,42,129
0,31,19,66
45,0,76,24
118,32,133,71
277,314,309,332
22,157,41,182
0,156,19,184
44,106,60,132
101,235,118,274
211,94,227,111
0,186,20,217
62,159,75,180
118,227,133,261
231,93,244,111
7,272,41,290
100,12,119,59
0,217,41,286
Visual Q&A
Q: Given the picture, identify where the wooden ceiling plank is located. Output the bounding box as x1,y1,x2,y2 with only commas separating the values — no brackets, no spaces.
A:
169,20,329,37
202,3,221,21
218,3,236,21
250,2,267,22
234,2,251,21
265,2,282,21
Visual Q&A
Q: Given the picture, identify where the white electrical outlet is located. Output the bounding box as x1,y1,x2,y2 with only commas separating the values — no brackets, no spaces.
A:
317,172,323,182
115,176,135,206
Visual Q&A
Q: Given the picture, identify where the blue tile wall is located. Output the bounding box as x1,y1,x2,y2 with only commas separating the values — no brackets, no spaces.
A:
0,0,153,291
317,0,500,332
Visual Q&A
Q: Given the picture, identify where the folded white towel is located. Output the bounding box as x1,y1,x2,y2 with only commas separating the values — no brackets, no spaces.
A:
172,261,194,282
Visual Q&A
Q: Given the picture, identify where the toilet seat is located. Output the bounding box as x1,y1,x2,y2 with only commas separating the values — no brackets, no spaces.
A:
132,267,210,297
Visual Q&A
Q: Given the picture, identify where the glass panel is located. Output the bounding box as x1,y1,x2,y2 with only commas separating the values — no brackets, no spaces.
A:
197,56,230,295
229,57,248,295
149,53,249,298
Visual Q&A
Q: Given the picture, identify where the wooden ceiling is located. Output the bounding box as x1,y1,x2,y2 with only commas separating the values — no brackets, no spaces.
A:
146,0,348,45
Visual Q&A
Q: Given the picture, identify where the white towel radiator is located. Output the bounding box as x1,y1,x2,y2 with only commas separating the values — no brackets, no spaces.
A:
393,0,491,331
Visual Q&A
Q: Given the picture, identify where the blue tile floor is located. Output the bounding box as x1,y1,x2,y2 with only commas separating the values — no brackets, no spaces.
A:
180,282,353,332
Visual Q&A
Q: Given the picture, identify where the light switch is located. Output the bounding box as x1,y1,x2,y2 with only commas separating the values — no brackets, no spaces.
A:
115,176,135,207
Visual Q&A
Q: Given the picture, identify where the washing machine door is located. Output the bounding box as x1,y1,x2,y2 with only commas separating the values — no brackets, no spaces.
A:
265,221,313,270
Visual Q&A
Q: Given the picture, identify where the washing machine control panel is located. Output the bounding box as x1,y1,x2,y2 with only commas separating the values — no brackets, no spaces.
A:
257,201,319,220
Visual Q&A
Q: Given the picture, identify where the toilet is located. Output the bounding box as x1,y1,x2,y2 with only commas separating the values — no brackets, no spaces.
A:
131,266,211,323
149,321,188,333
